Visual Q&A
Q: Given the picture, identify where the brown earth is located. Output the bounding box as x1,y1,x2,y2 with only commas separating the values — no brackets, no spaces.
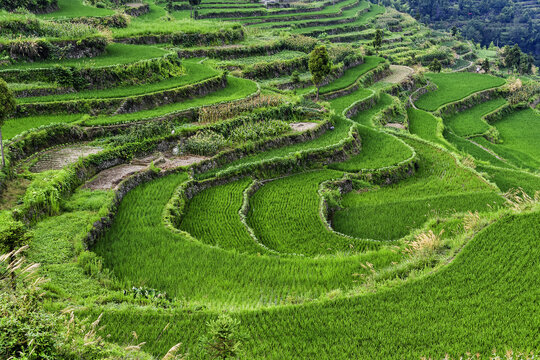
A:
290,122,318,132
29,145,103,173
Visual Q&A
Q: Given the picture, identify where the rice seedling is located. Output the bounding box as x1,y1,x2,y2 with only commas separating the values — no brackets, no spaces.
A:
247,170,382,255
329,125,413,172
444,98,507,137
333,139,504,239
415,73,506,111
319,56,384,94
473,108,540,170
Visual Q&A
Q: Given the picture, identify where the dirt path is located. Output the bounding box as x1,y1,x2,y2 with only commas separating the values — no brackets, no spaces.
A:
84,152,209,190
379,65,414,84
467,138,507,162
29,145,103,173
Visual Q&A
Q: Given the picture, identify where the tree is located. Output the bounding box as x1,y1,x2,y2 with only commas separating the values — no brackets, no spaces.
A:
0,79,16,168
481,58,490,73
451,25,458,36
504,44,521,73
428,58,442,72
188,0,202,18
308,45,332,101
372,29,383,50
204,314,243,359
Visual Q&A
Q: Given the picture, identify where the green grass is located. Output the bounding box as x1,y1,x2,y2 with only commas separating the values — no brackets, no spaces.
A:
37,0,114,19
90,208,540,358
348,92,392,126
248,170,383,255
408,108,450,148
320,56,384,94
476,164,540,195
179,178,263,254
18,61,218,104
329,126,413,172
471,109,540,171
94,171,401,309
83,76,258,126
445,98,507,137
333,138,502,239
3,114,83,140
0,44,169,71
217,50,306,66
415,73,506,111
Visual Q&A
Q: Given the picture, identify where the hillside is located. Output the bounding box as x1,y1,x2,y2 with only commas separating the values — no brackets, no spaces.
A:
0,0,539,359
386,0,540,62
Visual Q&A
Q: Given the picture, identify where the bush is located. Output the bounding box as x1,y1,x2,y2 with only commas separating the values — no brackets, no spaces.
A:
182,131,226,156
228,120,291,143
200,314,244,360
0,0,57,12
0,212,28,253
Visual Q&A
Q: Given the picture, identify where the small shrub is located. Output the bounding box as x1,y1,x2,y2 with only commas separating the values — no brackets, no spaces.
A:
201,314,243,360
182,131,226,156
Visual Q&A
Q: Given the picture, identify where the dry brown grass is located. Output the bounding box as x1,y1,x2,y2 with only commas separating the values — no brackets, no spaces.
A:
198,95,283,123
503,187,540,212
405,230,444,258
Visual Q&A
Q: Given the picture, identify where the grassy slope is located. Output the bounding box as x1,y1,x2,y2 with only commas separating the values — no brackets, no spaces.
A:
445,97,507,137
0,44,169,71
4,77,257,138
18,60,218,104
479,108,540,170
84,76,258,125
333,138,502,239
37,0,114,18
198,88,373,179
320,56,384,94
93,172,400,309
415,73,506,111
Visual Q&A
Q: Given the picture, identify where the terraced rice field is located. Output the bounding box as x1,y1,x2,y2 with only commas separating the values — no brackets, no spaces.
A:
444,97,507,137
415,73,506,111
1,0,539,358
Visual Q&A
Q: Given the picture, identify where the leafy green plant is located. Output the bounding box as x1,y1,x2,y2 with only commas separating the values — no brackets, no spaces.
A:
182,130,226,156
309,45,333,101
201,314,243,360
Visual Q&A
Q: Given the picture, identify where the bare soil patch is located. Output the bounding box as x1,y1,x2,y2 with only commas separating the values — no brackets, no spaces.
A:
385,123,406,130
290,122,318,132
84,164,147,190
380,65,414,84
84,152,208,190
30,145,103,173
